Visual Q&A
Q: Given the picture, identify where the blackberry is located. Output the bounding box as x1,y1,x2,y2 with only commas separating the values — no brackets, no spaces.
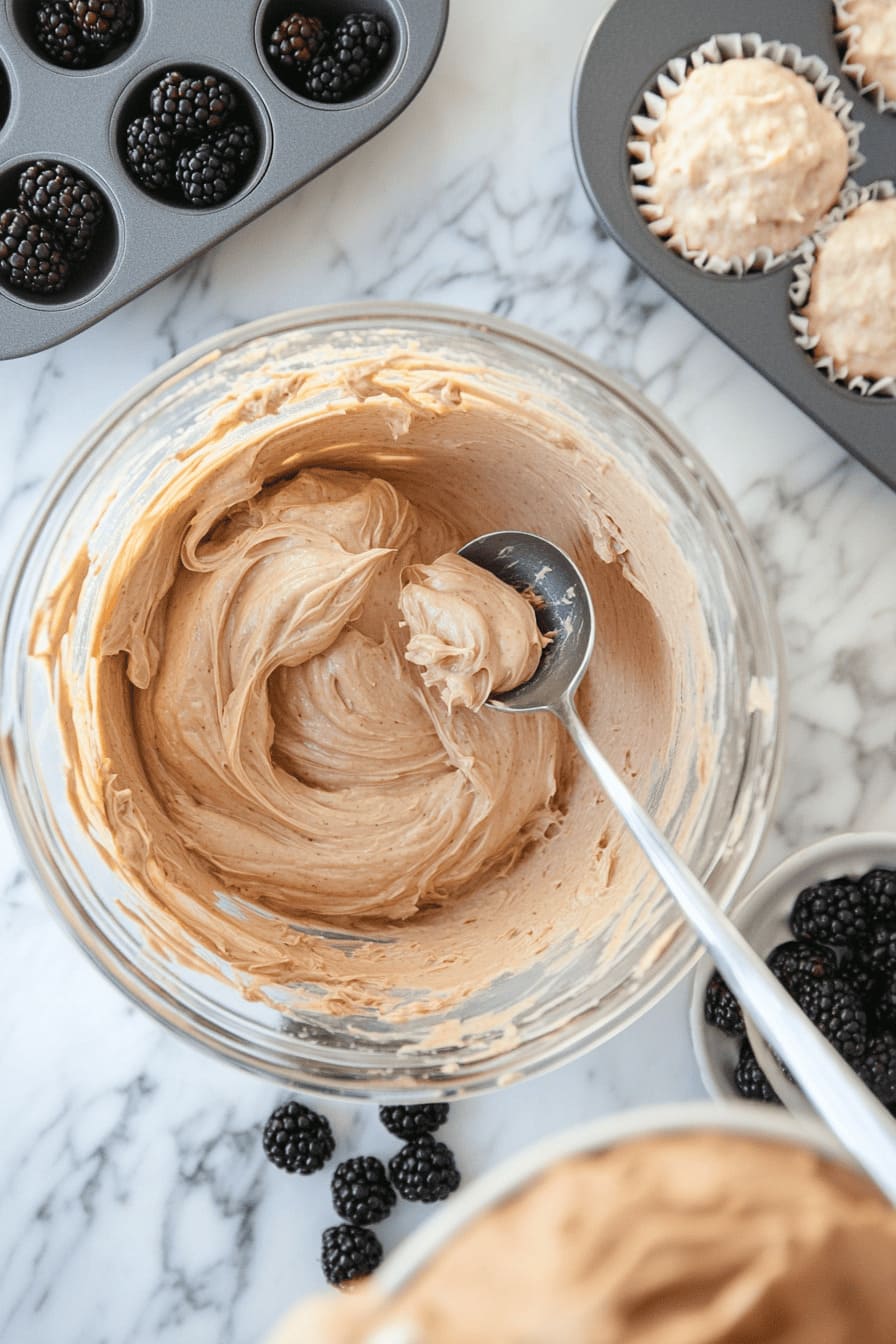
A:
304,51,359,103
35,1,91,68
305,11,392,103
379,1103,450,1140
174,142,238,207
150,70,237,139
858,1033,896,1107
331,1155,396,1226
840,944,882,1010
791,974,868,1061
321,1224,382,1287
261,1099,334,1174
389,1134,460,1203
733,1038,778,1104
879,975,896,1030
0,209,70,295
766,940,837,990
125,116,175,192
861,923,896,978
862,867,896,927
790,876,870,948
703,970,743,1037
18,162,104,262
68,0,135,48
267,13,326,71
332,12,392,72
212,123,257,172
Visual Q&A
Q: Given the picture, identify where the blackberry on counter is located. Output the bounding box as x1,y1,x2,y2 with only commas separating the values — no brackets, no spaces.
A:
389,1134,461,1203
766,939,837,990
861,923,896,978
68,0,136,48
733,1038,778,1104
703,971,743,1037
862,868,896,927
212,123,257,171
150,70,237,139
262,1099,334,1174
790,876,870,948
321,1224,382,1287
174,142,237,207
125,116,175,191
791,974,868,1062
379,1103,449,1140
0,208,70,295
331,1155,396,1226
35,1,91,67
858,1033,896,1108
267,12,326,71
17,162,104,262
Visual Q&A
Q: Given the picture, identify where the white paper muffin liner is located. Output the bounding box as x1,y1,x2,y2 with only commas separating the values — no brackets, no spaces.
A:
789,178,896,396
834,0,896,115
628,32,864,276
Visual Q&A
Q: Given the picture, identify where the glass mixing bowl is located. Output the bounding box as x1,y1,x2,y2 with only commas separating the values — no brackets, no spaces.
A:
0,303,783,1098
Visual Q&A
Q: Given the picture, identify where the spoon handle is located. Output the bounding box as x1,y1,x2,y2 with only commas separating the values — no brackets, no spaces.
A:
557,698,896,1203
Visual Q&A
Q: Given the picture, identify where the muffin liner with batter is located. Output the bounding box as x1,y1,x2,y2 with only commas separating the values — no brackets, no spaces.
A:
789,178,896,397
834,0,896,116
628,32,864,276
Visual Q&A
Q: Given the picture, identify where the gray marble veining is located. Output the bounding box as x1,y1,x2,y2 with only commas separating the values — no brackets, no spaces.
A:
1,2,894,1340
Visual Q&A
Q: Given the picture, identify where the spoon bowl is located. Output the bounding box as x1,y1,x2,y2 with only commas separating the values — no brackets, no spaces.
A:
458,530,594,712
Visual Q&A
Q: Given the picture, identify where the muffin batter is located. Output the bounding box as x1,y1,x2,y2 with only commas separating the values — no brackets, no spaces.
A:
400,552,548,711
35,351,711,1021
803,198,896,379
838,0,896,102
271,1132,896,1343
647,58,849,261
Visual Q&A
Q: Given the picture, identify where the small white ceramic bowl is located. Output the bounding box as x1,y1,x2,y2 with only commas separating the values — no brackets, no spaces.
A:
690,832,896,1103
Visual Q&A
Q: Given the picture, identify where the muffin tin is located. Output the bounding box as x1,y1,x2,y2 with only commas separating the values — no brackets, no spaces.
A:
572,0,896,492
0,0,448,358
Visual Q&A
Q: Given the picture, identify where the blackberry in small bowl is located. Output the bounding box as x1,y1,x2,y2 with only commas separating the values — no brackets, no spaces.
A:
262,7,395,103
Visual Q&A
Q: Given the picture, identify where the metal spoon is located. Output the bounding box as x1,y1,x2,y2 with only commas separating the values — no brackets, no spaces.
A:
459,530,896,1200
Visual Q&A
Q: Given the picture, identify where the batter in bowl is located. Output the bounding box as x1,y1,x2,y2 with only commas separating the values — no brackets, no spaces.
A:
34,350,712,1022
271,1131,896,1343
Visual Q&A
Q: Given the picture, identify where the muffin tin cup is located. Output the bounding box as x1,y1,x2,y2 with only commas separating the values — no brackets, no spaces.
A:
628,31,864,277
0,0,448,358
572,0,896,492
834,0,896,115
789,178,896,397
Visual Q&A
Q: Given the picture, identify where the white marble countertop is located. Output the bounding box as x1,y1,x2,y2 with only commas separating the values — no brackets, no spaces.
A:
2,1,895,1340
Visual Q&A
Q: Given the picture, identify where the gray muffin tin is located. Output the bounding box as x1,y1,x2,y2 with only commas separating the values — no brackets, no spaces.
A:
0,0,448,359
572,0,896,492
